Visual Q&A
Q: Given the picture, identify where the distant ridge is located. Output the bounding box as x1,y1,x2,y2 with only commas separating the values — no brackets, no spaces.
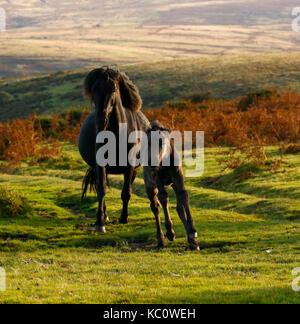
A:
0,0,299,79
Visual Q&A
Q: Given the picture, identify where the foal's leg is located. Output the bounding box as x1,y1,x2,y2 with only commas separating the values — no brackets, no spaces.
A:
147,187,165,248
172,181,199,250
95,166,107,233
157,186,175,241
119,168,137,224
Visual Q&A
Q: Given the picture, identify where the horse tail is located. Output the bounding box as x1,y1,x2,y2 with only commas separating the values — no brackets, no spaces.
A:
81,166,110,201
82,166,98,202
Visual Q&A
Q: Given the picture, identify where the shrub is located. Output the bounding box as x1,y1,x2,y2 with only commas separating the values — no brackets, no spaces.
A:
165,100,188,110
0,186,32,218
0,91,13,105
186,91,214,103
238,88,277,111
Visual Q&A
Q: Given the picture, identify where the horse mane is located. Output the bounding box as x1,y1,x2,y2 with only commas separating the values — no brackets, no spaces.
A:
84,67,142,112
118,72,142,111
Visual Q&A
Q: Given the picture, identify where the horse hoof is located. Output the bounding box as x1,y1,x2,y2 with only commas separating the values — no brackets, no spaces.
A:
105,216,109,222
190,245,200,251
119,217,129,225
95,225,106,233
189,232,198,239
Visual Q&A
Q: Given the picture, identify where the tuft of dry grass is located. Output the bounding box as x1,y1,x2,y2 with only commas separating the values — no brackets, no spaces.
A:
0,186,31,218
0,116,61,170
0,108,91,169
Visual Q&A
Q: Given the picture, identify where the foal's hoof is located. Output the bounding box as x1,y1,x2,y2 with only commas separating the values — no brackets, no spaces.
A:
104,215,109,222
157,243,166,250
157,236,166,249
166,231,176,242
95,225,106,233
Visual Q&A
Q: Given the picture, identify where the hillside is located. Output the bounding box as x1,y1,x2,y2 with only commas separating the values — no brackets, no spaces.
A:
1,52,300,120
0,0,300,78
0,144,299,303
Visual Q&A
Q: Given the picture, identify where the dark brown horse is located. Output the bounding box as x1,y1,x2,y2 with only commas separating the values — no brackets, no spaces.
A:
78,67,150,233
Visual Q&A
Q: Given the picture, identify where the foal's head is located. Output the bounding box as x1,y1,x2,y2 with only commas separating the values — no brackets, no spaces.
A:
146,121,172,169
84,67,142,129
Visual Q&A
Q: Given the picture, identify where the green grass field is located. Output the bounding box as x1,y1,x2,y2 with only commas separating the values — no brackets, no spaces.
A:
2,52,300,120
0,144,299,304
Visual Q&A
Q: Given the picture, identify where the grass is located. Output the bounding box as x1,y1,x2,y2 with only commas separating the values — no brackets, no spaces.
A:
2,52,300,120
0,144,299,304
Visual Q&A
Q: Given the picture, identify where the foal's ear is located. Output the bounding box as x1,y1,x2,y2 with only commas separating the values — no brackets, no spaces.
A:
151,120,172,133
119,73,142,111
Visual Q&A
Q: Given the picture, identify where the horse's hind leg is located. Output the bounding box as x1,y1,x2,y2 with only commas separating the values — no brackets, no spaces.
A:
119,168,137,224
157,187,175,242
104,201,109,222
147,187,165,248
95,166,107,233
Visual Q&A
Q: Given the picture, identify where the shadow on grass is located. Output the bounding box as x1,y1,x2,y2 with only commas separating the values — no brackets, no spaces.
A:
196,163,300,207
199,240,247,251
160,286,299,304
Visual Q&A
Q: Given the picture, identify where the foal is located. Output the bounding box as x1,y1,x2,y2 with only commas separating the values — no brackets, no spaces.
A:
143,121,200,250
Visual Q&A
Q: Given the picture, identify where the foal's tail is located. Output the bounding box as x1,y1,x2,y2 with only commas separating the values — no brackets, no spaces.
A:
81,166,110,201
82,166,98,202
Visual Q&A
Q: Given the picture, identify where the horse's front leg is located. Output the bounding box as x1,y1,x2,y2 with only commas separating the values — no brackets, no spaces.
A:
119,168,137,224
172,180,199,251
95,166,107,233
147,187,165,248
